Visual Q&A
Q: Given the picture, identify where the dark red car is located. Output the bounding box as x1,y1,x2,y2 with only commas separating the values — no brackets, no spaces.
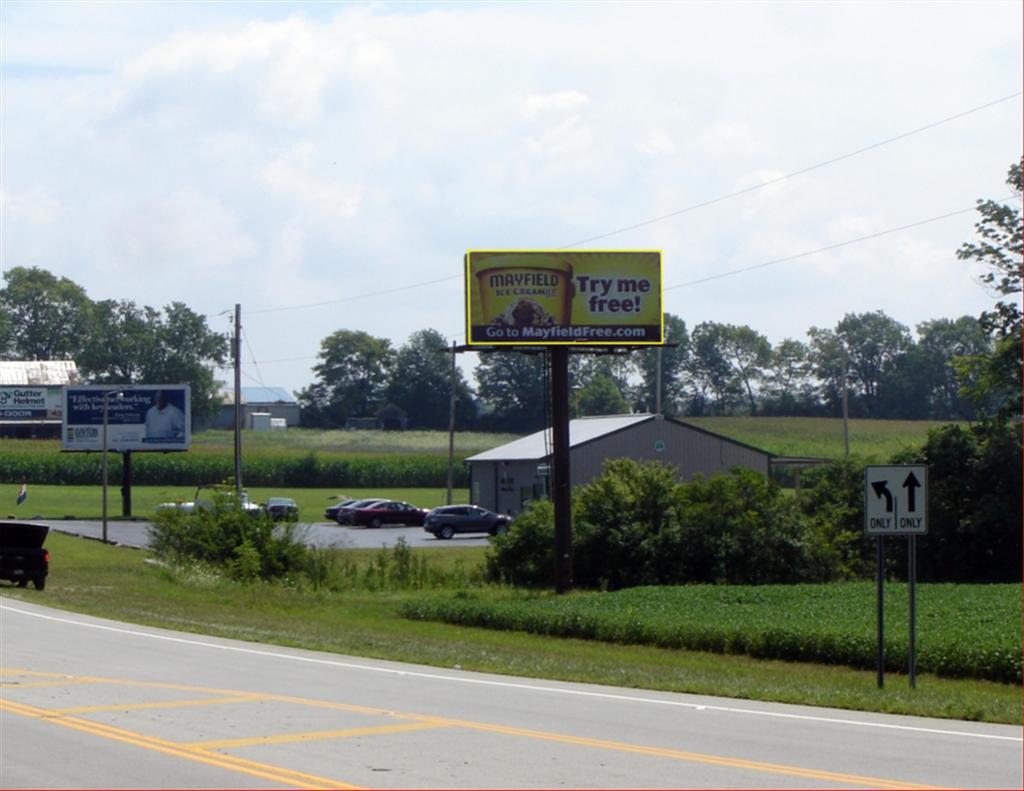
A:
343,500,429,528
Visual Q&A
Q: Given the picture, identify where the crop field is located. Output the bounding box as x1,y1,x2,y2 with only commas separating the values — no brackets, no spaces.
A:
683,416,962,461
401,582,1022,684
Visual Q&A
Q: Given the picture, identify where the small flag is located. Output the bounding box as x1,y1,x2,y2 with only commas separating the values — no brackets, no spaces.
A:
16,480,27,505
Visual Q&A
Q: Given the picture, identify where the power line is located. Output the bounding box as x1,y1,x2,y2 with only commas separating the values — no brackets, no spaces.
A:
665,204,985,290
561,92,1022,248
239,92,1021,318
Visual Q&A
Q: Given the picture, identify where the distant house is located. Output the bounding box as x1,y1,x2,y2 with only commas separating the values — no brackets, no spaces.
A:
466,413,828,515
0,360,80,438
215,387,300,430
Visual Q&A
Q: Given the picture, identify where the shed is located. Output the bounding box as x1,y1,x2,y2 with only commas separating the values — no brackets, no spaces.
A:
0,360,80,438
215,387,300,430
466,413,818,515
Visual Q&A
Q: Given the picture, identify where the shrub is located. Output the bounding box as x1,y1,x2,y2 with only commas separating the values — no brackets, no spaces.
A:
485,500,556,587
148,486,308,581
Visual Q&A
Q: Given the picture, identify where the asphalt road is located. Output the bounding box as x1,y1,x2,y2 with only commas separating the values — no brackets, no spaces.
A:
44,519,480,550
1,599,1020,789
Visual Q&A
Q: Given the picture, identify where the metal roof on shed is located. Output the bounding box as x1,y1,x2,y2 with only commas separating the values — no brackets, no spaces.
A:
466,414,656,462
0,360,79,385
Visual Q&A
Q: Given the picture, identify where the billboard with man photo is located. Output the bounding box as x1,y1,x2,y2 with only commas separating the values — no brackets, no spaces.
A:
62,385,191,452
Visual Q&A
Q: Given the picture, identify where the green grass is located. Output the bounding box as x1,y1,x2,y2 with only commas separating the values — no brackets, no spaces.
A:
683,417,962,461
4,485,468,521
1,533,1019,725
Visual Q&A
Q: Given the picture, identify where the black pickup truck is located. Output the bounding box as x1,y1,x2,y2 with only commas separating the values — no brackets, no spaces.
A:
0,521,49,590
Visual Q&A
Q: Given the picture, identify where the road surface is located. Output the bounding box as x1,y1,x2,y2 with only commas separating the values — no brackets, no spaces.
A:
43,519,471,550
1,599,1020,789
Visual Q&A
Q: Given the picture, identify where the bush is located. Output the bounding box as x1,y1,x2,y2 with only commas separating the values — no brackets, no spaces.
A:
485,500,556,587
486,461,822,589
148,487,308,581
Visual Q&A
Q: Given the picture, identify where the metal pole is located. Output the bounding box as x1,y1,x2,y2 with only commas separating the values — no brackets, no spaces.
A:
551,347,572,594
909,535,917,689
102,392,109,545
876,536,885,689
655,345,663,415
121,450,132,517
842,346,850,458
233,303,243,497
446,341,457,505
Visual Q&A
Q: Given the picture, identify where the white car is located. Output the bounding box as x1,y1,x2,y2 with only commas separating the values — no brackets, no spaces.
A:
156,487,262,515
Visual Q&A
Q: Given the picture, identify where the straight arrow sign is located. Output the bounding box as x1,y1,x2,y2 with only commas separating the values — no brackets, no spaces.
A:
903,471,921,512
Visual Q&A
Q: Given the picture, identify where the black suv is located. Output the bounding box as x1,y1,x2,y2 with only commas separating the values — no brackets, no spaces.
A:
0,521,49,590
423,505,511,540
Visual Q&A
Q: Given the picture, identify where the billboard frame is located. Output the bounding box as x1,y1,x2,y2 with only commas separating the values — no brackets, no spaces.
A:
62,384,191,453
465,249,664,347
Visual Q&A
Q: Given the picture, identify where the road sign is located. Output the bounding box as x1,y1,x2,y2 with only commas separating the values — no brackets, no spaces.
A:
864,465,927,535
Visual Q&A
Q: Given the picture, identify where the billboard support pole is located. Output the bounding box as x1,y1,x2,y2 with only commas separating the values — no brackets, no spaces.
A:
551,346,572,594
121,450,132,517
233,304,243,497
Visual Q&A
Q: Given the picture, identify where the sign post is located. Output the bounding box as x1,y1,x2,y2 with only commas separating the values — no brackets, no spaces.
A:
466,250,663,594
864,465,927,689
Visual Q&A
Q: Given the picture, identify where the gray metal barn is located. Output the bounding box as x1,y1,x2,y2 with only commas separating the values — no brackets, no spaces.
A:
467,413,789,515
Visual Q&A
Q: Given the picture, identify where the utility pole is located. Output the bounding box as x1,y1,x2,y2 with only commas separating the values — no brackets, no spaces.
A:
550,347,572,594
446,340,457,505
842,344,850,458
233,304,243,496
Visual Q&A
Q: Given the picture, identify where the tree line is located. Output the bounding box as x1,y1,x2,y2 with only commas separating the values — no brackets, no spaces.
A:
2,161,1018,437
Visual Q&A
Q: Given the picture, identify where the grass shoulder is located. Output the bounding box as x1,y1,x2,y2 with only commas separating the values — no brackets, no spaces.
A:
1,532,1018,725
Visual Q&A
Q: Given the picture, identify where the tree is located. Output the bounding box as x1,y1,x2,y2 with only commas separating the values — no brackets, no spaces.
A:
297,330,394,428
0,266,92,360
385,329,474,429
957,160,1022,338
474,351,547,432
718,324,772,414
77,300,158,383
955,159,1022,423
809,311,911,417
913,317,990,419
761,338,817,415
686,322,742,415
574,372,630,416
634,313,690,414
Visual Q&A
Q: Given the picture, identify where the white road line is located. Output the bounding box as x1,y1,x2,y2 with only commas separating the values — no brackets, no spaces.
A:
3,601,1020,744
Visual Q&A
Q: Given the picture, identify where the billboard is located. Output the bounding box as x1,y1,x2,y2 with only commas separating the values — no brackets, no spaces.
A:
0,387,62,422
62,385,190,452
466,250,663,346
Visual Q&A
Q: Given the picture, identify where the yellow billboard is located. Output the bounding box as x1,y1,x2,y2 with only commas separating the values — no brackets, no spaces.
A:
466,250,663,346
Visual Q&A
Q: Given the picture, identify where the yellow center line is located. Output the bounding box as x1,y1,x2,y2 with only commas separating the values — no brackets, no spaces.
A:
400,714,949,791
52,694,269,714
1,671,955,790
191,720,449,749
0,699,365,790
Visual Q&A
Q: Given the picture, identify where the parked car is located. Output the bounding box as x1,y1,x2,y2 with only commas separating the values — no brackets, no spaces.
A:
155,486,262,516
424,505,512,539
0,521,49,590
264,497,299,521
333,498,387,525
324,496,356,521
342,500,430,528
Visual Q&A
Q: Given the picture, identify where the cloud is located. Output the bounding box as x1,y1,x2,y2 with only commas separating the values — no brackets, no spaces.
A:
518,90,590,119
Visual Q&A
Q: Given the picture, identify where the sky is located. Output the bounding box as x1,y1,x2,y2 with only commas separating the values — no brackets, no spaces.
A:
2,0,1021,398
